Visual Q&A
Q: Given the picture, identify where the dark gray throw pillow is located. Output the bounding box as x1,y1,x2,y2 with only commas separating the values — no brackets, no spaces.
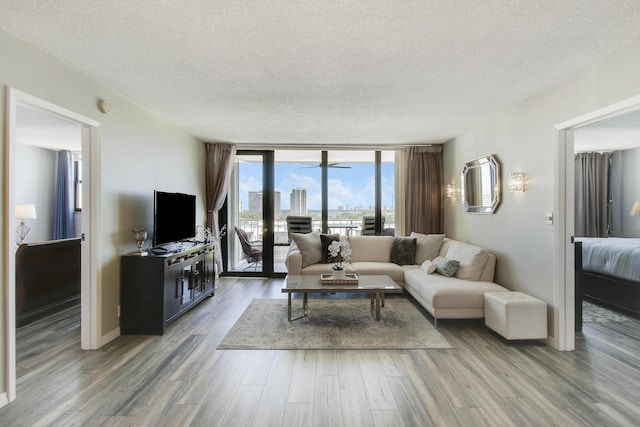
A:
320,234,340,263
390,237,417,265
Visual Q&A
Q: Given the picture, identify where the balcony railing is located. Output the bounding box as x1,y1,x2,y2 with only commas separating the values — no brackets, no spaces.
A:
234,218,395,264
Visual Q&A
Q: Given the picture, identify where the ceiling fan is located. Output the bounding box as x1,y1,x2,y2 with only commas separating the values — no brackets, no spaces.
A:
298,162,351,169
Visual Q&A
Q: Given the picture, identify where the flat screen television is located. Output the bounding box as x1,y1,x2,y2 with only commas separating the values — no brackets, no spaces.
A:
153,191,196,247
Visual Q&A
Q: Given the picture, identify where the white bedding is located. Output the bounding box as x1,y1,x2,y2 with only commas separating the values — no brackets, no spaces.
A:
576,237,640,282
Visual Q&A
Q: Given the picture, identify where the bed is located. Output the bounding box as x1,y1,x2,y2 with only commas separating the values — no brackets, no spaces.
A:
574,237,640,330
15,238,81,327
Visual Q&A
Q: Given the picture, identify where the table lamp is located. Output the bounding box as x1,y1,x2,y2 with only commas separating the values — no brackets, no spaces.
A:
15,204,37,245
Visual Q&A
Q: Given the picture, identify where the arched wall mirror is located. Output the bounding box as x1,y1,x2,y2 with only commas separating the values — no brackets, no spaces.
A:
461,154,501,213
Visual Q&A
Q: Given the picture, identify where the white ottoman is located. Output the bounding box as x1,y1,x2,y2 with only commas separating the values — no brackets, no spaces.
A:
484,291,547,340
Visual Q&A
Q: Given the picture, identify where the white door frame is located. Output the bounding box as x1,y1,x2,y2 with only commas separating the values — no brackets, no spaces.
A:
553,94,640,351
4,88,102,403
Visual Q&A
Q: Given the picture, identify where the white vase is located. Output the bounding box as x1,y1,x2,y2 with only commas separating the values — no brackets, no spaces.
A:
332,269,346,280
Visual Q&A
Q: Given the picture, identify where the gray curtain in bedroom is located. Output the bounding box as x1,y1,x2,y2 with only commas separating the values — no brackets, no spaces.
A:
575,152,610,237
205,142,236,272
52,150,75,240
404,145,444,234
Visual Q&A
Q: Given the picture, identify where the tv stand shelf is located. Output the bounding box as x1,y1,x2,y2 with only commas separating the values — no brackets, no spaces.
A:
120,243,215,335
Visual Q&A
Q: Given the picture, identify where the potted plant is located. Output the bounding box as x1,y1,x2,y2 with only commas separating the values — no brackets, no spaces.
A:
328,240,352,279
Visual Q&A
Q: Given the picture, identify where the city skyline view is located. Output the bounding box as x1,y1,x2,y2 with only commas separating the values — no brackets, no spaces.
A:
238,161,395,212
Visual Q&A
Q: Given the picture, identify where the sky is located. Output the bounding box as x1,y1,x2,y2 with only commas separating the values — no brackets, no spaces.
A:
239,161,394,211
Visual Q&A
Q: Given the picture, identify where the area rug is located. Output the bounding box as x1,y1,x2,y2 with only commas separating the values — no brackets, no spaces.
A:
218,298,452,350
582,301,629,323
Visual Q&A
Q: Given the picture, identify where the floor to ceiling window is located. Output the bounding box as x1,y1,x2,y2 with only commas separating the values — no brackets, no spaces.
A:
325,150,395,238
224,149,394,276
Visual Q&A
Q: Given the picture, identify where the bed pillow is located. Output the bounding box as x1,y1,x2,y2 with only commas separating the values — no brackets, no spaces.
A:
432,256,460,277
320,234,341,263
290,232,322,268
390,237,417,265
420,259,437,274
410,232,446,264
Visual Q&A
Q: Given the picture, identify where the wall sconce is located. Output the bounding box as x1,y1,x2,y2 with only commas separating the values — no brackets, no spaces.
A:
508,172,527,193
15,204,37,245
445,183,457,198
630,200,640,216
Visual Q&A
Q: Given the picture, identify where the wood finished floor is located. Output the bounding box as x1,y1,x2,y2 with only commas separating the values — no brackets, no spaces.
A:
2,277,640,426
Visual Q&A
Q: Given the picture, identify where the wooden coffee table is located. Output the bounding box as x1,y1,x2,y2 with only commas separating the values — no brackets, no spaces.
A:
282,274,403,321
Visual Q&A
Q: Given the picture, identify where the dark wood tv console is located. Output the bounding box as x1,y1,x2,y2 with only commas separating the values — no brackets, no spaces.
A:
120,243,215,335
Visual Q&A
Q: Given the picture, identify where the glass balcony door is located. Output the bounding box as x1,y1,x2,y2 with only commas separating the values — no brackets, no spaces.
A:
226,151,275,276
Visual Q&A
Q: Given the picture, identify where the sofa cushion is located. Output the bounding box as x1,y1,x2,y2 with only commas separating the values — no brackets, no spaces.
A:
349,262,406,282
290,232,322,268
432,256,460,277
404,269,509,309
348,236,393,262
390,237,417,265
320,234,340,263
411,232,445,264
444,241,489,281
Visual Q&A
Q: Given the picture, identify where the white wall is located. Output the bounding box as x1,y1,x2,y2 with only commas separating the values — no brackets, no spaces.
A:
0,25,207,399
14,144,56,243
617,148,640,237
444,39,640,343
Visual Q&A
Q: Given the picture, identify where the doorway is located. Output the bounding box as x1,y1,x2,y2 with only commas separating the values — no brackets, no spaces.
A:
554,93,640,351
4,88,101,403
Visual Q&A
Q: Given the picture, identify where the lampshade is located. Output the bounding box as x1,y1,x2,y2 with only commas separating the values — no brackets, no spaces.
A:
15,204,37,220
630,200,640,216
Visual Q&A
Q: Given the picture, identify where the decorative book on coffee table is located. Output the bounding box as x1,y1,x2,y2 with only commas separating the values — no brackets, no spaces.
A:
320,273,359,285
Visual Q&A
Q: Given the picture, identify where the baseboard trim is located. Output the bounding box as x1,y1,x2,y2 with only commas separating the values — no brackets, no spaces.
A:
100,327,121,347
0,391,9,408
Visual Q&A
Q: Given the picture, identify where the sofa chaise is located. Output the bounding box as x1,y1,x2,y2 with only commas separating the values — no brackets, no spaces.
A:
285,232,509,325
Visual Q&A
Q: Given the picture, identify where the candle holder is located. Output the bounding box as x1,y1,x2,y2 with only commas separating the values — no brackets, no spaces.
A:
132,228,148,256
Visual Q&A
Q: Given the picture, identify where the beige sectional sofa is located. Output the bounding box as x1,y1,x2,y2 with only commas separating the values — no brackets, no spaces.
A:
285,233,509,325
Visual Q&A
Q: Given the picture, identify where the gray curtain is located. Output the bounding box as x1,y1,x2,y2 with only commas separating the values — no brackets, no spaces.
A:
205,143,236,272
404,146,444,234
575,152,610,237
53,150,75,240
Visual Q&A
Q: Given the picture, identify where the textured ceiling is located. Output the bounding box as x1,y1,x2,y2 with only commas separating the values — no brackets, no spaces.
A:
2,1,640,146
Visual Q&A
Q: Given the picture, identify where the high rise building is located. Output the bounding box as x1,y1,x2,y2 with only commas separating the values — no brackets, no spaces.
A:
274,191,281,219
248,190,281,217
248,191,262,211
290,187,307,215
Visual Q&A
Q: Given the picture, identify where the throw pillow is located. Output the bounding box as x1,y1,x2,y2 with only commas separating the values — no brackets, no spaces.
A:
320,234,340,263
410,232,446,264
420,259,437,274
432,256,460,277
390,237,417,265
348,236,393,262
290,232,322,268
444,241,489,281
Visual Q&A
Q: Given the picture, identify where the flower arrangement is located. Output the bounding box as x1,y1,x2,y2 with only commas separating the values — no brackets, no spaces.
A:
328,240,351,271
197,224,226,244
